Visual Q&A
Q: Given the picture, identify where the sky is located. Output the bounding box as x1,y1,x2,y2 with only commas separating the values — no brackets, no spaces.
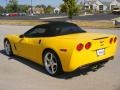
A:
0,0,112,7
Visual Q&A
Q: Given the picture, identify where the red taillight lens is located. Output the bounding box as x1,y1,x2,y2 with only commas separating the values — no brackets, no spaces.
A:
109,38,113,44
114,37,117,43
85,42,91,49
76,43,84,51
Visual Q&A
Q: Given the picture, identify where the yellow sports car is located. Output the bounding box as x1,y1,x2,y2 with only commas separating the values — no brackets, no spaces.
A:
4,22,118,76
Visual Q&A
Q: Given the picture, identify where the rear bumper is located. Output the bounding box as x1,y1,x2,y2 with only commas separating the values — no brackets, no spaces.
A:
63,45,117,72
69,56,114,73
64,55,114,72
79,56,114,69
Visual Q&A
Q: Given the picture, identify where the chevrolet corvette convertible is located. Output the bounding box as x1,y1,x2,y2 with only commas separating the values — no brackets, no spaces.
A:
4,22,118,76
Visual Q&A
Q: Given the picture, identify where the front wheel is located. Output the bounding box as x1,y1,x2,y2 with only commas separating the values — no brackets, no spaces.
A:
43,50,62,76
4,40,13,56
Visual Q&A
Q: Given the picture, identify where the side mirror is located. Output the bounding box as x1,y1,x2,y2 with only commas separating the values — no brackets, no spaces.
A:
19,34,24,38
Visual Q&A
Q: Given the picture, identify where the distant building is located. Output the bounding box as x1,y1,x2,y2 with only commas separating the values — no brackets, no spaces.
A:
85,0,108,11
28,7,45,14
84,0,120,12
110,0,120,10
54,7,60,14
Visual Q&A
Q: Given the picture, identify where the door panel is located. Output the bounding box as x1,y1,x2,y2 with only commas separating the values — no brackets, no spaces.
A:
15,25,48,64
15,38,43,64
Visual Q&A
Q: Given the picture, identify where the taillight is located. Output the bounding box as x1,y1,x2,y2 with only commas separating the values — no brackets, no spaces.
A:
85,42,91,49
109,38,113,44
114,37,117,43
76,43,84,51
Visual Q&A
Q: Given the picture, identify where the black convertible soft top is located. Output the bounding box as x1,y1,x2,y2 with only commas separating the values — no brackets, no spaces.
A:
24,21,86,37
38,21,86,35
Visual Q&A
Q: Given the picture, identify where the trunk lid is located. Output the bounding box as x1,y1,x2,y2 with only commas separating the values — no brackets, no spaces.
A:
57,33,114,50
57,33,111,40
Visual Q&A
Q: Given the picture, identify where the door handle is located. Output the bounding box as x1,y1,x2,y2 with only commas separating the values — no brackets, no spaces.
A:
38,40,41,44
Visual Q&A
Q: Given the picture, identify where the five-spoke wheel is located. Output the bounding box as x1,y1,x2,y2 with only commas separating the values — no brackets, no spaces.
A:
43,50,62,76
4,40,13,56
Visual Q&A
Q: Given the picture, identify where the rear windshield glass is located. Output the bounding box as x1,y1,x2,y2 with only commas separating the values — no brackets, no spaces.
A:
60,25,85,35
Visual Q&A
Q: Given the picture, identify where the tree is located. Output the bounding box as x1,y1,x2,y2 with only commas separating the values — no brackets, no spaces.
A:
0,6,4,15
45,5,54,14
18,5,29,13
63,0,79,19
6,0,18,13
36,4,46,9
60,3,67,13
74,4,80,15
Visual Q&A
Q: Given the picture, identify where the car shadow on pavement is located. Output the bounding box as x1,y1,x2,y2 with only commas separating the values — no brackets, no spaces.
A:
0,49,107,79
58,62,107,79
0,49,47,74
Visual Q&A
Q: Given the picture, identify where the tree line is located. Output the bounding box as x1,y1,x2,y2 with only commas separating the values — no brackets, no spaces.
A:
0,0,81,19
0,0,55,14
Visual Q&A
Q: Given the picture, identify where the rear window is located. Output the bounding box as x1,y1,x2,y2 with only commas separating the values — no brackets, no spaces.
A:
48,24,86,36
60,25,85,35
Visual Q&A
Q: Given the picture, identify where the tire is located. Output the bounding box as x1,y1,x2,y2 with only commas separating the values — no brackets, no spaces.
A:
43,50,63,76
4,40,13,56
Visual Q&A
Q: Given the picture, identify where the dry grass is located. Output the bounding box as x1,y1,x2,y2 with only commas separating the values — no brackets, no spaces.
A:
73,20,115,29
0,20,47,26
0,20,116,29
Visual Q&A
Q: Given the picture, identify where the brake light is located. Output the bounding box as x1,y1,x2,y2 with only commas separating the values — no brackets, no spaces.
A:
76,43,84,51
85,42,91,49
114,37,117,43
109,38,113,44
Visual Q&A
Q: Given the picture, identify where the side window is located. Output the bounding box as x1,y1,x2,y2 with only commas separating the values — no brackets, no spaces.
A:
48,26,61,35
24,26,47,37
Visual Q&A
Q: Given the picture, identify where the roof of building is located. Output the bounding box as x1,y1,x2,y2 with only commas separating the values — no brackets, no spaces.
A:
85,0,96,5
116,0,120,2
85,0,111,6
102,2,111,6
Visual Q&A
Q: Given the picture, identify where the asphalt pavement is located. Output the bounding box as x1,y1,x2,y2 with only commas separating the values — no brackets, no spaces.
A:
0,13,120,21
0,25,120,90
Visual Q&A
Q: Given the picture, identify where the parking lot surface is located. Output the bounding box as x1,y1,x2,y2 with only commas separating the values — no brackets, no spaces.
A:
0,13,119,21
0,25,120,90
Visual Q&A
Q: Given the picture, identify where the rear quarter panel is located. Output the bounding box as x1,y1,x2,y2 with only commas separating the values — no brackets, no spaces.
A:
41,37,78,71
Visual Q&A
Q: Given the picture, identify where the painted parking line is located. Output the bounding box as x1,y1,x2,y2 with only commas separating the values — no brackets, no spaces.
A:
40,16,67,20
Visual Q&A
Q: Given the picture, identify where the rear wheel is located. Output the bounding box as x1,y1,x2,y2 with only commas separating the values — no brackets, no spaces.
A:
43,50,62,76
4,40,13,56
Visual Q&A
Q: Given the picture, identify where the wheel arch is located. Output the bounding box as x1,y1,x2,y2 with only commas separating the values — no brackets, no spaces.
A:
4,38,11,46
4,38,9,42
42,48,62,66
42,48,59,61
